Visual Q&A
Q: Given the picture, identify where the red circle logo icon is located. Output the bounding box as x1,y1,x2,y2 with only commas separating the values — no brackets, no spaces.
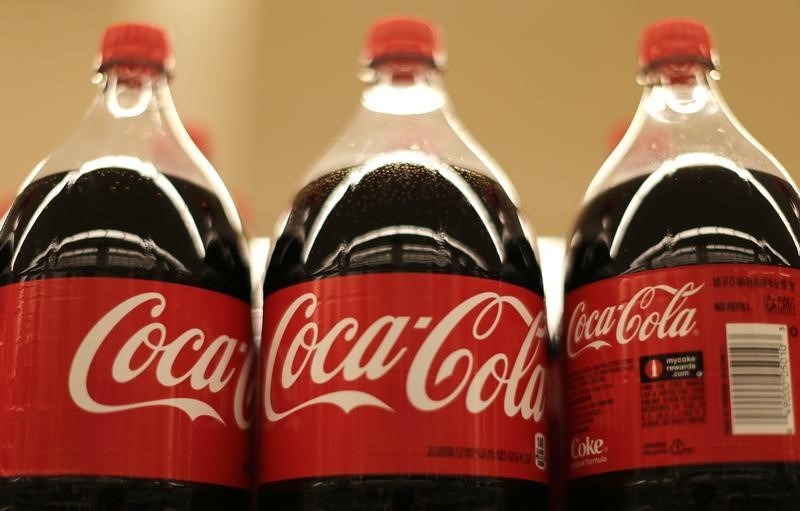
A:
645,358,665,380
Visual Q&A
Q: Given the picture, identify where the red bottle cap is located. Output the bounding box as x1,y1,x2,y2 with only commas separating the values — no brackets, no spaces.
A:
364,17,442,64
100,22,172,70
639,18,714,69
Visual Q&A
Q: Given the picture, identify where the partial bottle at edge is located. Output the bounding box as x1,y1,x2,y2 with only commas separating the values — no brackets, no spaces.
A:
259,17,550,511
562,18,800,510
0,23,253,510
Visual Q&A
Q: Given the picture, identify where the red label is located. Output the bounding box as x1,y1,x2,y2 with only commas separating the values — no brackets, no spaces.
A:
259,273,549,484
0,277,253,488
563,264,800,479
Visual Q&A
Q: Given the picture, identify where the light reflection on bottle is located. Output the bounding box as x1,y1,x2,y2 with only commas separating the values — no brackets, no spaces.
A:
10,156,207,272
610,152,800,260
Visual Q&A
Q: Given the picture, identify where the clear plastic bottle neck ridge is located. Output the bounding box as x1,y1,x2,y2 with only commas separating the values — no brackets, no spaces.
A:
306,58,520,204
22,63,242,231
585,61,798,202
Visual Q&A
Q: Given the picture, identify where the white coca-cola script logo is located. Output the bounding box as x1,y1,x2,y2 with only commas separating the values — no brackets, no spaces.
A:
68,292,252,427
263,292,548,422
567,282,703,359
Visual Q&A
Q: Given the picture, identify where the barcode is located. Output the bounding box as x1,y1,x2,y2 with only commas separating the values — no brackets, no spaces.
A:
726,323,794,435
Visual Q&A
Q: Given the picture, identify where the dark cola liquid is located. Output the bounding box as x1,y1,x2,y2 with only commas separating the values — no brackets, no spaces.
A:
563,166,800,511
0,168,250,510
262,162,547,511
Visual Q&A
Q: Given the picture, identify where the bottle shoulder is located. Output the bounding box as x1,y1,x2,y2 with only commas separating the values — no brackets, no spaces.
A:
586,83,798,202
305,105,520,204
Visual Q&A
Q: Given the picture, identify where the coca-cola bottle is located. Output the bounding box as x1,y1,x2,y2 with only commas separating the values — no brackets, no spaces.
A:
562,18,800,510
259,16,549,510
0,23,253,509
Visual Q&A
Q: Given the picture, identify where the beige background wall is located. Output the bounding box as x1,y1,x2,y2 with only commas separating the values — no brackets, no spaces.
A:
0,1,798,237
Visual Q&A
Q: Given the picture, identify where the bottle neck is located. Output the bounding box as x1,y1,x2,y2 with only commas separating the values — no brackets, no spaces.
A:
639,63,721,122
88,64,183,160
360,61,448,115
101,64,171,118
641,59,715,86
